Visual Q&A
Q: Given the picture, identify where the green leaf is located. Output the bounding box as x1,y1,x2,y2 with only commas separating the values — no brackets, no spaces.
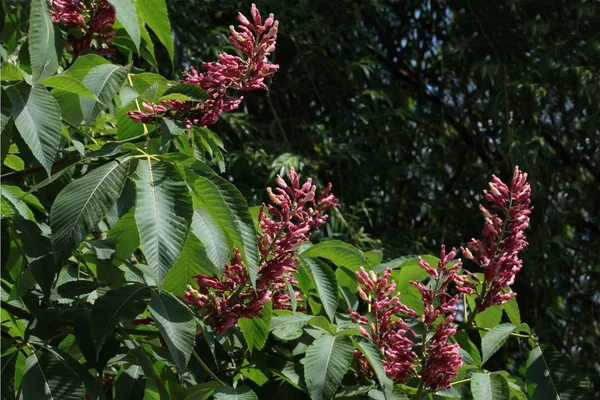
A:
57,281,107,298
149,291,196,372
43,74,96,100
0,62,23,81
389,255,439,291
43,343,107,400
115,365,145,400
481,323,528,365
21,350,85,400
3,154,24,171
137,0,174,62
471,372,510,400
108,0,140,51
239,302,272,351
526,346,589,400
503,297,521,325
304,334,354,400
65,54,111,80
300,240,370,272
91,284,151,353
6,82,61,176
190,207,230,273
184,168,258,287
106,208,140,262
270,313,312,341
162,83,208,101
184,381,221,400
364,249,383,267
51,159,129,262
300,256,338,322
29,0,59,81
129,73,170,94
81,64,131,124
213,386,258,400
1,350,18,400
353,336,398,400
134,160,193,285
454,331,481,366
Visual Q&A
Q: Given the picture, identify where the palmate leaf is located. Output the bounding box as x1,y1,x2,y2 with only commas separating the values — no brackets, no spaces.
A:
184,167,259,288
471,372,510,400
6,82,62,176
91,284,151,354
304,334,354,400
300,240,370,272
29,0,59,82
51,159,130,263
300,255,339,322
134,160,193,284
148,291,196,373
21,350,85,400
137,0,175,62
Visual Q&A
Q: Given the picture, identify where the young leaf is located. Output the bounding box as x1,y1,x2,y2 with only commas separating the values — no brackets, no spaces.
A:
148,291,196,373
184,168,258,288
213,386,258,400
21,350,85,400
470,372,510,400
91,284,151,353
29,0,59,81
300,256,338,322
238,302,272,351
51,159,130,262
6,83,62,176
300,240,370,272
137,0,174,62
134,160,193,285
481,323,528,365
108,0,140,51
304,334,354,400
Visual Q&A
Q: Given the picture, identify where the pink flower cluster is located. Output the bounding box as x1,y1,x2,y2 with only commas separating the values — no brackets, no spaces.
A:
350,267,418,382
412,247,463,390
184,168,337,334
50,0,116,57
128,4,279,128
350,246,464,390
462,166,533,311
